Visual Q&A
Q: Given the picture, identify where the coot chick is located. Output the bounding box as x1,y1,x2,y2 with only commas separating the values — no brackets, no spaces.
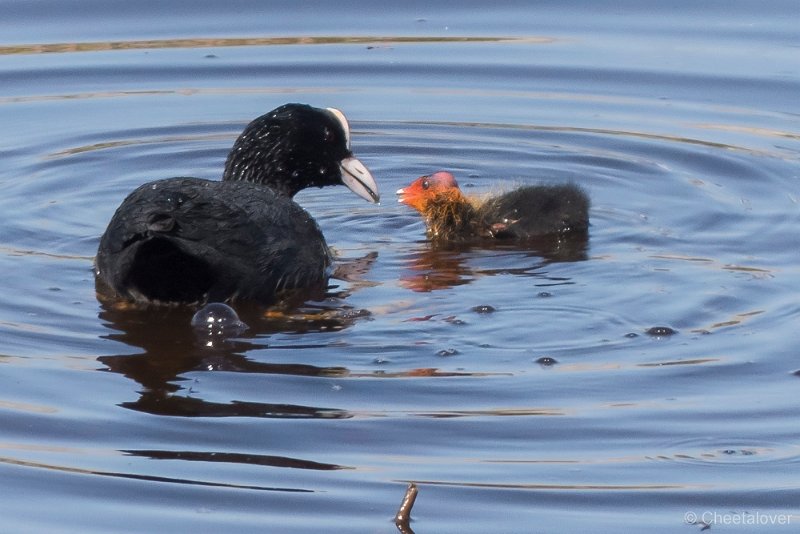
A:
397,171,588,242
96,103,379,306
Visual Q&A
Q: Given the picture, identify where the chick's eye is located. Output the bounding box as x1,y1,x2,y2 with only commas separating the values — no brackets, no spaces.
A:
422,179,430,190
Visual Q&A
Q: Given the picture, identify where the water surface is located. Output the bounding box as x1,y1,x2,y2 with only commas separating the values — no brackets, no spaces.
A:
2,2,800,532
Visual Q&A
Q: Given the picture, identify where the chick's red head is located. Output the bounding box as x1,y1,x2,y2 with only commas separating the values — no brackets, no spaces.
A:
396,171,460,212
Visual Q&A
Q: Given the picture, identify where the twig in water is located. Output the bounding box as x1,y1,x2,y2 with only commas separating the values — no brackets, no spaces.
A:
394,483,418,533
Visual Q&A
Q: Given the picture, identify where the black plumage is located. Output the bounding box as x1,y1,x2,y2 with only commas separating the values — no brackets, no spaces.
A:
96,104,379,306
478,183,589,238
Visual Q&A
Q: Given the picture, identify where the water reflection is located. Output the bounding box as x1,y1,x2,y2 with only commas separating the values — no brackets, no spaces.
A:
97,299,504,418
93,247,382,417
123,449,349,471
97,303,356,418
0,36,545,56
399,235,588,292
0,454,314,492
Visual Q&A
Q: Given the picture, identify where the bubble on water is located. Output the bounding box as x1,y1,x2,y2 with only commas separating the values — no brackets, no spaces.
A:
646,326,678,337
191,303,248,338
535,356,558,367
471,304,496,314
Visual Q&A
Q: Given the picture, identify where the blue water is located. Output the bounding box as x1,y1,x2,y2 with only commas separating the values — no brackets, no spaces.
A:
1,2,800,532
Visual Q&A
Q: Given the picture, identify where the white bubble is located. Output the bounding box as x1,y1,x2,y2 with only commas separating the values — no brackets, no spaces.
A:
191,302,248,338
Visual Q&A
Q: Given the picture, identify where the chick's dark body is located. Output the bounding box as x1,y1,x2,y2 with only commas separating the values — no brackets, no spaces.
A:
478,183,590,238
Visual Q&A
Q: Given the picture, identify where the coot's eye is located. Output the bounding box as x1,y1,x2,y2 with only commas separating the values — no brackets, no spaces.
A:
422,179,430,190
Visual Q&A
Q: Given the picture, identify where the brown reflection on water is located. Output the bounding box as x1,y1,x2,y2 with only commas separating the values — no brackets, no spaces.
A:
94,248,385,418
399,247,474,292
399,235,588,292
0,36,549,56
97,296,493,418
97,302,359,419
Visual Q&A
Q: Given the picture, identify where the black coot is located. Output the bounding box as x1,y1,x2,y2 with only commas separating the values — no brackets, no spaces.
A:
96,103,380,305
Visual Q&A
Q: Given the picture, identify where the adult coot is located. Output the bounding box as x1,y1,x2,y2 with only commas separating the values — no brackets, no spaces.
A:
96,103,380,305
397,171,588,242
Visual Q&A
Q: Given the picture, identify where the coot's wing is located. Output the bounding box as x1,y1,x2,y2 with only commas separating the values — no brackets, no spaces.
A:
96,178,330,304
209,180,331,302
